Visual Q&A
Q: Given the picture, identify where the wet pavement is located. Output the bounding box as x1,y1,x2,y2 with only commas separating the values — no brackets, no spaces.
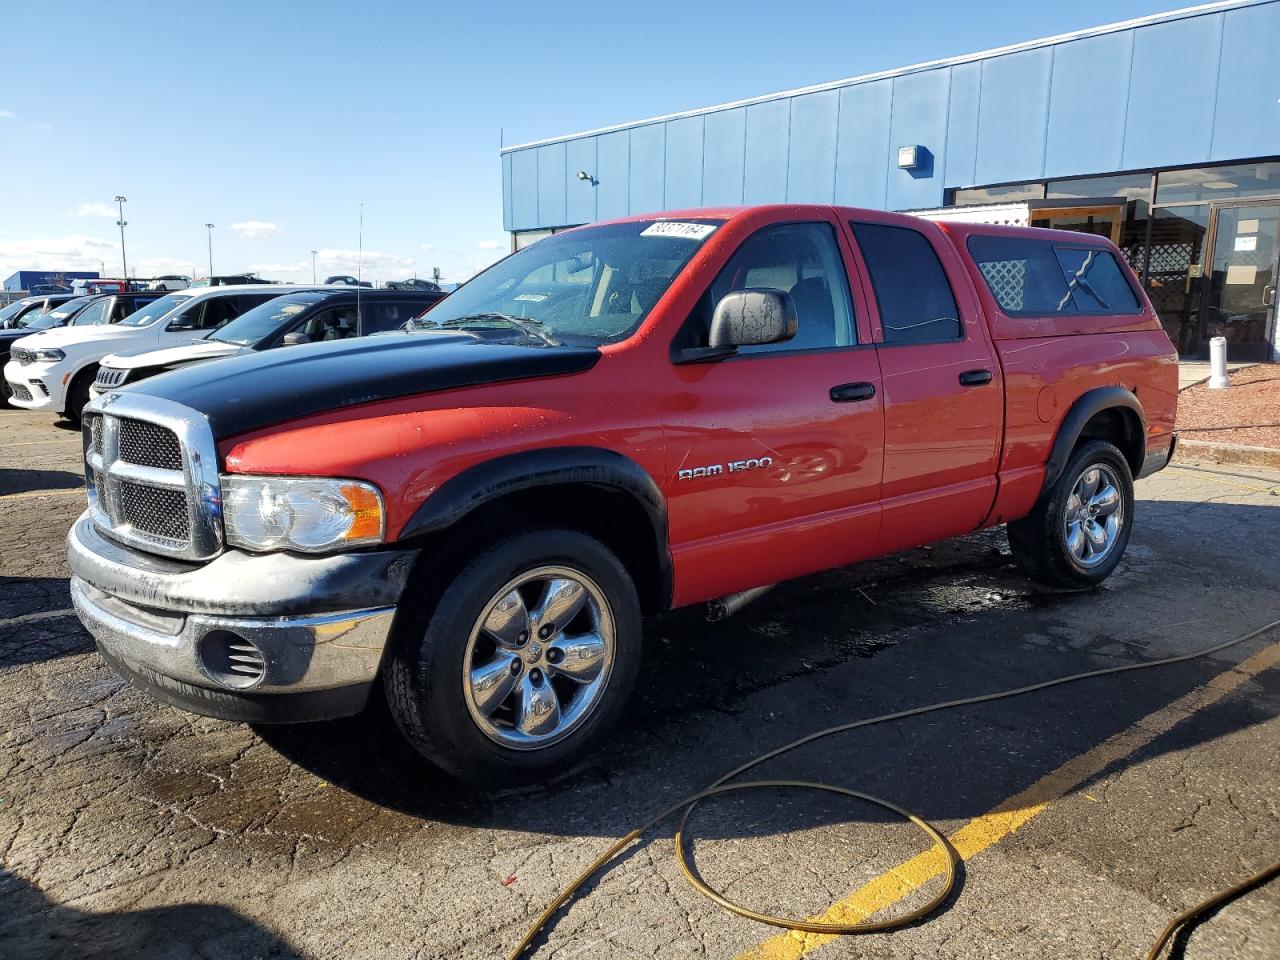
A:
2,405,1279,960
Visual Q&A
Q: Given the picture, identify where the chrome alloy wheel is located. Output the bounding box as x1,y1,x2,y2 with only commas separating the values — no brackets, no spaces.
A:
1064,463,1124,568
462,565,615,750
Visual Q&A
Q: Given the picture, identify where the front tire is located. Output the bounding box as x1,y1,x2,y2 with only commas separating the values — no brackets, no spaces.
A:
384,528,642,784
64,370,95,424
1007,439,1135,589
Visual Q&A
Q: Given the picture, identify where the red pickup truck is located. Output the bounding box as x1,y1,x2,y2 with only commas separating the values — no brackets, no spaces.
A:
68,205,1177,782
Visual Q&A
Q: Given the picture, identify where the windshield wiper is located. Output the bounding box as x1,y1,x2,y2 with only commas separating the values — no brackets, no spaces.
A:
431,312,560,346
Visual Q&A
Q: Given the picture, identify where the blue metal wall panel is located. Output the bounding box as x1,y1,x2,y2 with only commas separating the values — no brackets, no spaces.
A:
1123,14,1223,169
503,2,1280,229
744,98,791,204
595,130,630,220
702,109,746,206
943,62,981,189
1211,3,1280,161
887,69,950,210
975,48,1052,185
565,136,597,225
833,80,891,208
664,115,704,209
510,149,539,231
786,90,839,203
629,124,666,214
1043,32,1132,178
536,142,567,229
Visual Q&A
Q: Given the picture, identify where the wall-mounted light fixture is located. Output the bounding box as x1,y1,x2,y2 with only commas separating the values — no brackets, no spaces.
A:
576,170,599,186
897,145,924,170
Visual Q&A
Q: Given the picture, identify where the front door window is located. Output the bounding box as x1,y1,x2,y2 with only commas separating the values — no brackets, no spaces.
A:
1202,203,1279,362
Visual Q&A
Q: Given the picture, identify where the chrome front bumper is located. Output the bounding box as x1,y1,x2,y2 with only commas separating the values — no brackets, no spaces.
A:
67,512,418,721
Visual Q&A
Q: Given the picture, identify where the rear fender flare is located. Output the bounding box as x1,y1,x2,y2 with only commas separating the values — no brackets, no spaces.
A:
1042,387,1145,492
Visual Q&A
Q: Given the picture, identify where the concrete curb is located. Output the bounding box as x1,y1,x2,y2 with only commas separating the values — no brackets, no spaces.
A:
1174,438,1280,471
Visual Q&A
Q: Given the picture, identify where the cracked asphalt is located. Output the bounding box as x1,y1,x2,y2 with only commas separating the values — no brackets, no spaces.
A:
2,405,1278,960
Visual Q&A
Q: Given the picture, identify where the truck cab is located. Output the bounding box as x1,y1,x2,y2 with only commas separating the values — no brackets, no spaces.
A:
66,205,1177,783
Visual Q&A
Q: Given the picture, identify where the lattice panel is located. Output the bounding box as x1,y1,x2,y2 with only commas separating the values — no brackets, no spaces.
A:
977,260,1026,312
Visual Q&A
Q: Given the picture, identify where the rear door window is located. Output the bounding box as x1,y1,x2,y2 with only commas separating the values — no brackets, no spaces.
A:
850,222,960,343
967,237,1141,315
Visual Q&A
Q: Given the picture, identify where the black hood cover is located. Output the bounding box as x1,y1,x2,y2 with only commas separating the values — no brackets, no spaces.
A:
127,331,600,439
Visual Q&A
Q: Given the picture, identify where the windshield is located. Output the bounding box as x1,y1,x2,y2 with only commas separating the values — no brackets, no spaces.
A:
417,219,722,344
209,293,326,345
116,292,194,327
25,295,95,329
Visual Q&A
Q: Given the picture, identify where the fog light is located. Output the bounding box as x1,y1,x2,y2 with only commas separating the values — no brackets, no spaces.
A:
198,630,267,689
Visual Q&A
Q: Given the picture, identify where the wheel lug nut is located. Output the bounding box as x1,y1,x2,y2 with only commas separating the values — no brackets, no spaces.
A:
546,648,563,664
530,668,543,684
538,625,553,639
510,659,521,674
518,631,528,644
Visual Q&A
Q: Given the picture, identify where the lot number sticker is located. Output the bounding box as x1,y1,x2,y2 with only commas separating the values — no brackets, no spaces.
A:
641,222,717,241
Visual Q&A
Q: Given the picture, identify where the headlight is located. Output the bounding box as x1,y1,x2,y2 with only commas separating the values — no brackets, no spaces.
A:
221,475,385,553
31,348,65,362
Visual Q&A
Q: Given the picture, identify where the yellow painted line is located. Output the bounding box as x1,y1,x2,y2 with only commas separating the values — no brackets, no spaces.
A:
1164,466,1279,495
0,488,83,502
737,640,1280,960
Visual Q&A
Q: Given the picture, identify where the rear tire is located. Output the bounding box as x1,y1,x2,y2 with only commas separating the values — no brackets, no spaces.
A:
384,528,642,784
1007,439,1134,589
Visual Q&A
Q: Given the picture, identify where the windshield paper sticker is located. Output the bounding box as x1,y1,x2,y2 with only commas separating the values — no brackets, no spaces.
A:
641,221,717,241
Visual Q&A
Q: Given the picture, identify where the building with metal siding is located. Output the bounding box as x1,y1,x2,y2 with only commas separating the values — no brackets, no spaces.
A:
500,1,1280,360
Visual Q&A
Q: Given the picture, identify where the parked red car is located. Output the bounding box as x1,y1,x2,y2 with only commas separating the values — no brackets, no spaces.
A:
68,205,1177,782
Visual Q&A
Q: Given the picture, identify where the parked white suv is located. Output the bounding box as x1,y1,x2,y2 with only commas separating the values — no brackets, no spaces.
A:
148,275,191,292
4,285,304,421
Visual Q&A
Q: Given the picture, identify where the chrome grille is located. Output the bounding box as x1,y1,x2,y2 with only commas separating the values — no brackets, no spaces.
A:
120,483,191,541
9,383,32,402
82,394,223,561
118,418,182,469
94,367,129,390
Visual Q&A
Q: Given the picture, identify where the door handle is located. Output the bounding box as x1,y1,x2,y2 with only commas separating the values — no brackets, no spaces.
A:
830,381,876,403
958,369,993,387
1265,285,1277,308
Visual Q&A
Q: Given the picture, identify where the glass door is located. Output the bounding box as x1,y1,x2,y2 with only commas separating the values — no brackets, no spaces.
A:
1200,201,1280,361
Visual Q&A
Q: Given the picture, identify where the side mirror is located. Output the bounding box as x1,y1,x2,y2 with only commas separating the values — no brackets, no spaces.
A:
282,331,312,346
708,288,797,349
167,317,196,332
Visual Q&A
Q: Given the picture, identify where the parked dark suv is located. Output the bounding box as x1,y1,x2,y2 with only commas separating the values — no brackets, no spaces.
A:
92,288,445,395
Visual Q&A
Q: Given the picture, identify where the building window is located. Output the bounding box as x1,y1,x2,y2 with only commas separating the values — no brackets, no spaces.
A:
1154,161,1280,205
1145,205,1209,355
951,182,1046,206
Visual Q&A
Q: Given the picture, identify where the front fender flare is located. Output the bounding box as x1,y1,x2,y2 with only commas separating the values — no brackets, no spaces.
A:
398,446,671,605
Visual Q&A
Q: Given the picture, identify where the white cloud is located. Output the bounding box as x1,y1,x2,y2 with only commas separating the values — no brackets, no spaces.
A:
0,234,119,279
418,243,435,251
229,220,283,239
476,240,502,250
72,202,117,218
0,109,14,120
30,121,53,132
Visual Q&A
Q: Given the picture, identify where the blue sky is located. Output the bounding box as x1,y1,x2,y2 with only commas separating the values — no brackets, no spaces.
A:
0,0,1183,285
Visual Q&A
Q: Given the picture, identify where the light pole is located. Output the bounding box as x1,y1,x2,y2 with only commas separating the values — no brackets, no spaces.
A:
311,250,318,284
114,196,128,279
204,224,215,278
